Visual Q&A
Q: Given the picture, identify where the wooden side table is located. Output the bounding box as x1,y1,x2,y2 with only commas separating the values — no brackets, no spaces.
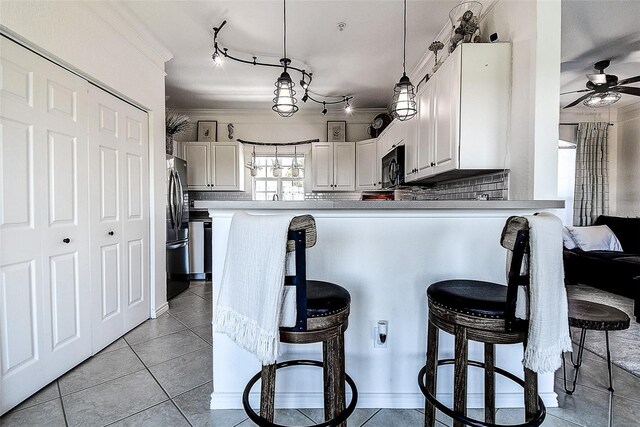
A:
563,299,630,395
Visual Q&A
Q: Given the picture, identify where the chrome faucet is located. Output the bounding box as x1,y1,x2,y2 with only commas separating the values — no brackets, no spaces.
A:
272,194,279,201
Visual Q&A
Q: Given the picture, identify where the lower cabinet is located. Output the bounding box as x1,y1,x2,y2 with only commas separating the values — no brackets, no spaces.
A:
0,37,149,414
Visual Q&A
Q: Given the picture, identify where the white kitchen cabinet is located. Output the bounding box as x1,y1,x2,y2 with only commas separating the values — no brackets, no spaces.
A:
183,141,245,191
89,86,150,351
1,37,92,414
356,138,379,190
405,43,511,183
311,141,355,191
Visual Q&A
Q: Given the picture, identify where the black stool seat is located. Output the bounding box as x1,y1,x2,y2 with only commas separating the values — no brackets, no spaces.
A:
306,280,351,318
428,280,509,319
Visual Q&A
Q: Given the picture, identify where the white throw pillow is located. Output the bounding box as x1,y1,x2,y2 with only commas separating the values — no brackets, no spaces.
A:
568,225,624,251
562,226,577,250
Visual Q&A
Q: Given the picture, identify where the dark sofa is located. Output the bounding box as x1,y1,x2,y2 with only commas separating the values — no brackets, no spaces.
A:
563,215,640,321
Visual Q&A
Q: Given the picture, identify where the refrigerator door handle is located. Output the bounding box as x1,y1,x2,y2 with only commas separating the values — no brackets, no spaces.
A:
176,169,184,230
168,169,176,229
167,240,188,250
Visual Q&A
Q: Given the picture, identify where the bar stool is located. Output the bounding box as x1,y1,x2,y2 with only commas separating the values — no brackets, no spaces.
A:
242,215,357,427
418,216,546,427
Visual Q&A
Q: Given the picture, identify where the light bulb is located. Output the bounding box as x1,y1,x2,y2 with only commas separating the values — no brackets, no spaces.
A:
273,70,298,117
212,51,223,66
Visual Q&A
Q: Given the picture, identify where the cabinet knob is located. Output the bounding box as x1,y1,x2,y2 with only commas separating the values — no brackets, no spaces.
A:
108,231,115,236
431,162,435,167
63,238,70,244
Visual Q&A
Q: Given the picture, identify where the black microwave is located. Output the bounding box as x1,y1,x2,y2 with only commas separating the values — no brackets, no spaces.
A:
381,145,405,189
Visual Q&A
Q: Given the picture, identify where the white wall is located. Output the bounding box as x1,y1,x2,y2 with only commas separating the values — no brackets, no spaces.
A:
0,1,172,314
616,102,640,216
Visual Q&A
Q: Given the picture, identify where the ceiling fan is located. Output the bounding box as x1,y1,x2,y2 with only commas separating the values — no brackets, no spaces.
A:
561,60,640,108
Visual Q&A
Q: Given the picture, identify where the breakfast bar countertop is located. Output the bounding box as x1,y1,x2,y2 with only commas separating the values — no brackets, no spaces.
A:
194,199,564,210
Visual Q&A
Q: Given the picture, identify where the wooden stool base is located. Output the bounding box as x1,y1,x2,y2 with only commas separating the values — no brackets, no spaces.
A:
242,360,358,427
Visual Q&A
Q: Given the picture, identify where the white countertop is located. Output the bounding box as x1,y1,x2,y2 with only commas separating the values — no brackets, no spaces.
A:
194,199,564,210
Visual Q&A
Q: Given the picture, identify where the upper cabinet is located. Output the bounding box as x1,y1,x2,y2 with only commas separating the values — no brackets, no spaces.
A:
405,43,511,183
355,138,379,190
312,141,355,191
183,141,245,191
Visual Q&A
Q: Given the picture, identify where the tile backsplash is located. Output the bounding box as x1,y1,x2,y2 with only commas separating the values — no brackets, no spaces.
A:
189,171,509,203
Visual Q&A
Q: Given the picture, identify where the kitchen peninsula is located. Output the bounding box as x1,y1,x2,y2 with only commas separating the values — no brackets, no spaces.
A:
198,200,564,411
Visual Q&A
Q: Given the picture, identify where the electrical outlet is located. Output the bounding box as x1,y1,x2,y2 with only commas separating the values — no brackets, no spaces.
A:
374,320,388,348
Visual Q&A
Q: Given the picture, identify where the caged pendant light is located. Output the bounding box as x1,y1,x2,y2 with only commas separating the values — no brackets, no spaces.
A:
272,0,299,117
391,0,417,121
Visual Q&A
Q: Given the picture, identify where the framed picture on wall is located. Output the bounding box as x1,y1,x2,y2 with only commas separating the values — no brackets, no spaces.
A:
197,121,217,142
327,121,346,142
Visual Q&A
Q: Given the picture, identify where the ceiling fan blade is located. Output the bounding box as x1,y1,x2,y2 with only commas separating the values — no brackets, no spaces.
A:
561,89,591,95
615,86,640,96
617,76,640,85
563,92,594,109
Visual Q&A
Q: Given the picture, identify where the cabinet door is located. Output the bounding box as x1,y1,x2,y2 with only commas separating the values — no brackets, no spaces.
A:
89,87,150,351
356,139,378,190
0,37,91,413
212,143,240,190
416,81,435,175
120,103,149,331
434,54,459,174
312,142,333,190
333,142,356,191
89,87,126,351
184,142,210,189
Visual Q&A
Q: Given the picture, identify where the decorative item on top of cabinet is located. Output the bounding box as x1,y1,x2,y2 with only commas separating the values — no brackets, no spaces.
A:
312,141,355,191
429,41,445,73
183,141,245,191
327,121,346,142
448,1,482,53
165,110,191,155
405,43,511,184
197,120,217,142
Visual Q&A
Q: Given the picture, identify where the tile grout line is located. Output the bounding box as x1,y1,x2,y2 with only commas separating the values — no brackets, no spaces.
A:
358,408,381,426
102,398,173,426
168,398,195,427
56,381,70,427
58,364,148,399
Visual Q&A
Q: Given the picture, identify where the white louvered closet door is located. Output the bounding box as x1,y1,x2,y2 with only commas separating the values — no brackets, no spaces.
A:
89,86,149,352
0,36,91,413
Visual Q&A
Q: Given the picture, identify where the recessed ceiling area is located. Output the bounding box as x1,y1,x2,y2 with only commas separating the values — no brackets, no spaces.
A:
118,0,460,111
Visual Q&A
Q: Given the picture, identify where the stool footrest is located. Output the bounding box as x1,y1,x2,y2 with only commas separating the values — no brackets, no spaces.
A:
242,359,358,427
418,359,546,427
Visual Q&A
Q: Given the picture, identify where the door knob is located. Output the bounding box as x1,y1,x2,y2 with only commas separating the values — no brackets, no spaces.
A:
63,238,70,243
108,231,115,236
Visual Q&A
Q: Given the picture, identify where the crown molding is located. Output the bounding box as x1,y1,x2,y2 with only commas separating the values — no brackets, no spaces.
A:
618,100,640,122
84,1,173,72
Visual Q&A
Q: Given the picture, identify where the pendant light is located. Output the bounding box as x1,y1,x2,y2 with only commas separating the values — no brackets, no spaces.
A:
391,0,417,121
272,0,299,117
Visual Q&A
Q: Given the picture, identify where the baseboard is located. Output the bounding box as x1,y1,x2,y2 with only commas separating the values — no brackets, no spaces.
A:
210,391,558,410
154,302,169,318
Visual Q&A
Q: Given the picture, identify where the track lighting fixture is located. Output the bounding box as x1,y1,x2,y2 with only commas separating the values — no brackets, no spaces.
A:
391,0,417,121
321,102,328,116
210,2,354,116
344,98,352,114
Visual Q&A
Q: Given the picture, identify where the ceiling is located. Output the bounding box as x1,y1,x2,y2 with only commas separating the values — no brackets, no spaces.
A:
119,0,640,112
560,0,640,109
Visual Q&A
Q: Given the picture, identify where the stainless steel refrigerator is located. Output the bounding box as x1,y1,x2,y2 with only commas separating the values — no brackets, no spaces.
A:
166,155,190,299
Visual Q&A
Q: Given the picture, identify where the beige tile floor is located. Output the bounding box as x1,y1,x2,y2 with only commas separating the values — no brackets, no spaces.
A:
2,281,640,426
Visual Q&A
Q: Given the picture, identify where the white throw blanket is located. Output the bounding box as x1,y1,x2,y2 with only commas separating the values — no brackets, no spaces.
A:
214,212,295,365
516,212,573,373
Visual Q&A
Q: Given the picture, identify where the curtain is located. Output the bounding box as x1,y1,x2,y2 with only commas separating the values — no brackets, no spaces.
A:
573,122,609,226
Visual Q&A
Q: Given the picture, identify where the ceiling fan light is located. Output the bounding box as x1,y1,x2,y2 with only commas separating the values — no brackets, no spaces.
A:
583,91,621,108
272,70,299,117
391,73,417,121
